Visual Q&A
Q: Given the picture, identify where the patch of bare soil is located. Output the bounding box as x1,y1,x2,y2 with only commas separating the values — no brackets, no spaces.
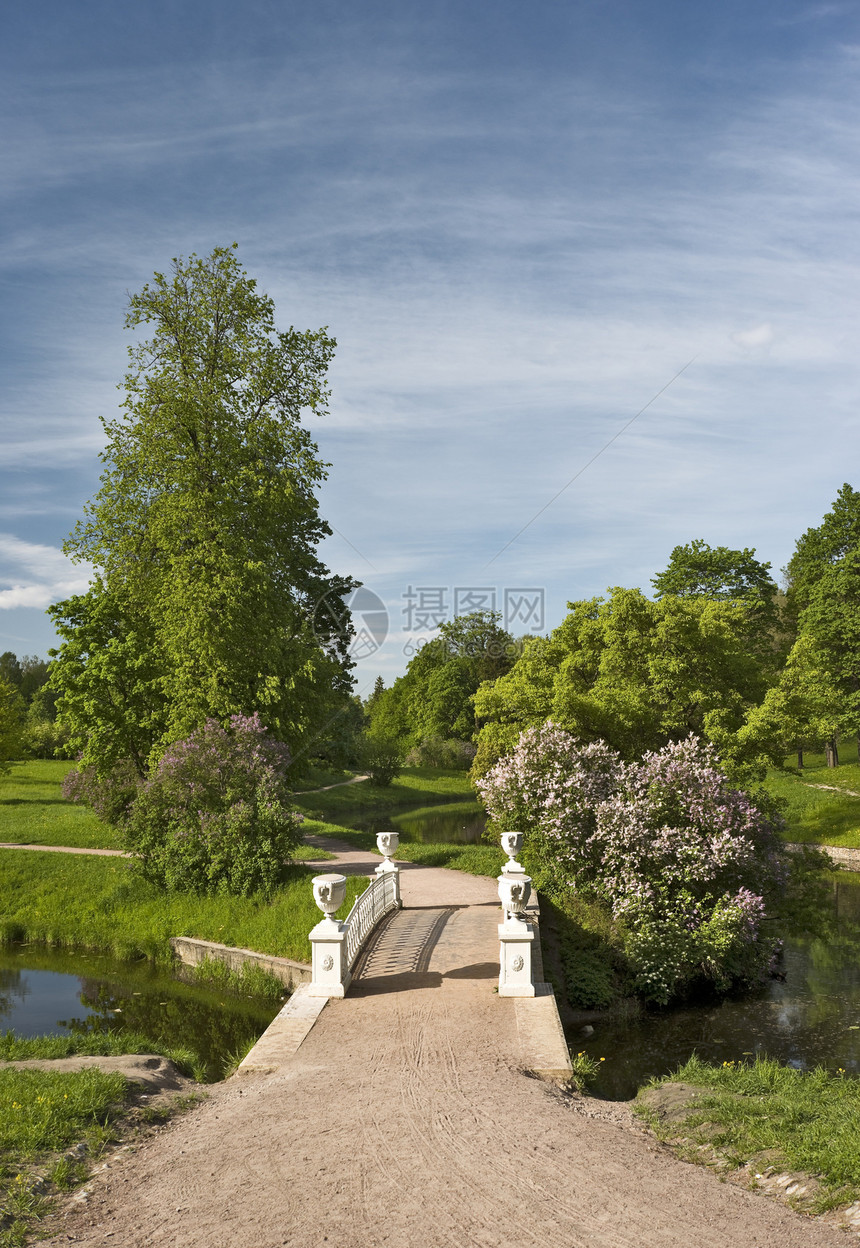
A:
33,999,859,1248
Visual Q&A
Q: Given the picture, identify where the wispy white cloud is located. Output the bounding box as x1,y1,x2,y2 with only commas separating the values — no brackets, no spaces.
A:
0,534,93,610
2,9,860,667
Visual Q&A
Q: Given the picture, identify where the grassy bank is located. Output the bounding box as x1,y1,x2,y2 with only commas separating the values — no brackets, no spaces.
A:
0,850,365,964
0,1064,130,1246
0,760,335,858
636,1055,860,1215
764,767,860,848
0,1037,204,1247
0,761,120,850
291,766,475,819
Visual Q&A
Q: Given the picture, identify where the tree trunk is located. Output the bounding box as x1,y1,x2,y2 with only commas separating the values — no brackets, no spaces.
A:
825,737,839,768
797,749,803,769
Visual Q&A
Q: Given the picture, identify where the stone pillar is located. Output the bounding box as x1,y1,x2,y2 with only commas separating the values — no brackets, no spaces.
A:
498,915,536,997
308,920,351,998
497,872,536,997
308,873,350,998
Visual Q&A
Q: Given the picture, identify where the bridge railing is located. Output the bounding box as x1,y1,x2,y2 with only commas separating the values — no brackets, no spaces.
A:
307,856,401,998
344,870,398,971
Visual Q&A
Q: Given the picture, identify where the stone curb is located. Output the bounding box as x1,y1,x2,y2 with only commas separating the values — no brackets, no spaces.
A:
169,936,312,990
234,984,328,1075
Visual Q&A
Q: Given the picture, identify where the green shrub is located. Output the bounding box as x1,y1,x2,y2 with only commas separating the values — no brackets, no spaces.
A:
359,733,402,787
405,735,476,770
121,715,303,896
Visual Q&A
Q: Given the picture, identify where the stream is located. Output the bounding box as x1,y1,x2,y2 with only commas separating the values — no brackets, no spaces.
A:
0,944,280,1080
573,874,860,1100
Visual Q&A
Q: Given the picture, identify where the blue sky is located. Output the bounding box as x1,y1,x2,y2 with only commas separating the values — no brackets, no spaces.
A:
2,0,860,696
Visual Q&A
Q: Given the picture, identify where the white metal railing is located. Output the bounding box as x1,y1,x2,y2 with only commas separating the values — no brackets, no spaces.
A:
344,871,398,970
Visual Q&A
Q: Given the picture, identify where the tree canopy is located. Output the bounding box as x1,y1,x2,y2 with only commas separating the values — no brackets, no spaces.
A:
368,612,517,754
0,677,24,774
472,588,770,779
50,246,356,775
652,539,777,605
785,483,860,610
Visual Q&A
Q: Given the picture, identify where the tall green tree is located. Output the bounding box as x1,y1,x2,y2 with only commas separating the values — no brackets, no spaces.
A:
800,549,860,763
472,588,769,779
779,484,860,763
785,483,860,610
50,246,357,775
652,539,777,606
652,539,785,669
740,632,842,769
369,612,517,753
0,677,25,773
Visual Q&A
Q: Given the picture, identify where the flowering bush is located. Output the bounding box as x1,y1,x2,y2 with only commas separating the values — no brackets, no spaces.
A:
477,722,621,889
63,757,141,825
121,714,303,896
478,725,788,1003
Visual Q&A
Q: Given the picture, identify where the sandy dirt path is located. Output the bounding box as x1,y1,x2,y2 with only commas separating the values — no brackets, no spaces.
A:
36,865,857,1248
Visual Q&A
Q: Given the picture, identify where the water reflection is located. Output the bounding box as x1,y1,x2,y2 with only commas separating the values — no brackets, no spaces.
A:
0,966,26,1018
577,873,860,1100
0,946,279,1079
335,801,487,844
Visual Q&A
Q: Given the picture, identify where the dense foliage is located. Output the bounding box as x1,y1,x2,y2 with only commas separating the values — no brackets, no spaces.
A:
478,724,789,1003
359,731,403,786
0,652,66,760
746,484,860,767
652,540,777,611
49,246,356,778
368,612,517,761
65,714,304,896
472,589,770,780
0,676,25,773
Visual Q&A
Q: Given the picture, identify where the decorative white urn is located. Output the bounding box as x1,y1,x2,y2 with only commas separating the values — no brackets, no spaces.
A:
500,830,525,875
376,830,400,865
312,873,347,922
498,872,532,921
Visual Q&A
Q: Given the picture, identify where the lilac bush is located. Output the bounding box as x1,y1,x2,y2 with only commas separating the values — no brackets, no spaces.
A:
122,714,303,896
63,757,141,825
476,722,622,889
478,725,788,1003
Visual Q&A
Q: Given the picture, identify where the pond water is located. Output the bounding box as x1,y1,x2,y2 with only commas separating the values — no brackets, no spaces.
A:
0,945,280,1080
576,875,860,1100
334,800,487,844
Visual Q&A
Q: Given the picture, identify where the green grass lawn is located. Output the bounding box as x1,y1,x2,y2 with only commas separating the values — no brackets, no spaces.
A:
637,1055,860,1214
295,769,497,874
291,766,475,819
0,849,365,965
0,1064,131,1246
0,761,121,850
301,816,503,877
764,767,860,848
0,759,335,858
785,745,860,790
